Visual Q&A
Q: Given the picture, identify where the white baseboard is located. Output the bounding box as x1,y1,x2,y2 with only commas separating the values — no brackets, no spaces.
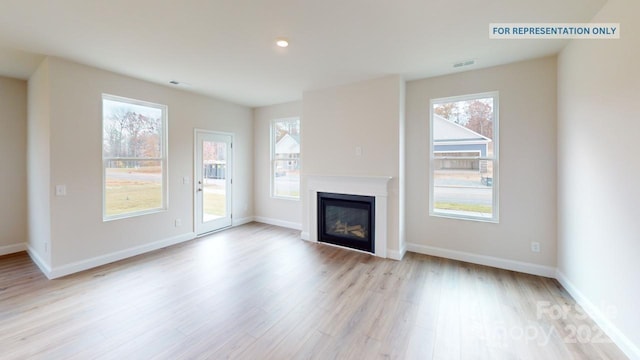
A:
387,243,406,261
27,245,52,277
556,270,640,360
254,216,302,231
387,250,403,260
406,242,556,278
47,232,196,279
0,243,26,256
233,216,255,227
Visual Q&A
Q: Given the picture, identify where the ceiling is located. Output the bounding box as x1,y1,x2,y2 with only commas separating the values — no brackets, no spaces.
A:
0,0,607,107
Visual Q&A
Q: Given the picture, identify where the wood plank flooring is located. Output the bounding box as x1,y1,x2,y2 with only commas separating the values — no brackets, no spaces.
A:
0,223,627,359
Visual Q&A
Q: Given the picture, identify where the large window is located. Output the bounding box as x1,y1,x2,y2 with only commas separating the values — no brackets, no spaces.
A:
271,117,300,199
430,92,499,222
102,94,167,220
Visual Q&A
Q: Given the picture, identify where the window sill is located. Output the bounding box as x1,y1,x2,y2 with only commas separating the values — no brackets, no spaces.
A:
103,208,167,222
272,195,300,202
429,210,498,224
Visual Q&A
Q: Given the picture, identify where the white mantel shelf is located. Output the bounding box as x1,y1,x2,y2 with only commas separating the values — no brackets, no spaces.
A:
303,175,392,258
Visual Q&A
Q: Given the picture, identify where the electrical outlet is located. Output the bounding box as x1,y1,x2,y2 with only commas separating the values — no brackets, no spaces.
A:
55,185,67,196
175,219,182,227
531,241,541,253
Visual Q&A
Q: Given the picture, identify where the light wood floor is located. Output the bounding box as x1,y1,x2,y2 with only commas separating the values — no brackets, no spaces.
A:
0,223,626,359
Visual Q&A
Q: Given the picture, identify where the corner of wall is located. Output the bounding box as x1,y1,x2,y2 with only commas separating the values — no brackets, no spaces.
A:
26,57,52,269
0,75,28,252
252,101,303,226
556,0,640,356
398,77,407,256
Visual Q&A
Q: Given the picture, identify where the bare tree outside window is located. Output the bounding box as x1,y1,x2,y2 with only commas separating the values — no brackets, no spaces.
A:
103,95,167,220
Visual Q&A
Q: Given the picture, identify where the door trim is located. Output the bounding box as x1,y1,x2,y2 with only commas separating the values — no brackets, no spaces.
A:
194,129,234,235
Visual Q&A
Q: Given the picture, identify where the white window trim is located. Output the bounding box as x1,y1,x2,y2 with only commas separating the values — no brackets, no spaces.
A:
270,117,300,201
102,93,169,221
429,91,499,223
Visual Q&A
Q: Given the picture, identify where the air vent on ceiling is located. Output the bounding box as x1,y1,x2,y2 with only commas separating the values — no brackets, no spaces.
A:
169,80,192,87
453,59,476,68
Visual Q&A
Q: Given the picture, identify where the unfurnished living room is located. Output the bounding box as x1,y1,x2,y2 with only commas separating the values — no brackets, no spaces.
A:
0,0,638,359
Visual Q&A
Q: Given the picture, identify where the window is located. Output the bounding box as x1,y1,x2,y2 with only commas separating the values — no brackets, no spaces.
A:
429,92,499,222
271,117,300,199
102,94,167,220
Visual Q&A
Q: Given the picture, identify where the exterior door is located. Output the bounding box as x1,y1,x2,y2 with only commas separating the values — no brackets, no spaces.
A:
195,131,232,234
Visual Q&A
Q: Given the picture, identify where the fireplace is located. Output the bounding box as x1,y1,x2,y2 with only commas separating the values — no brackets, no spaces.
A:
305,175,391,258
317,192,375,253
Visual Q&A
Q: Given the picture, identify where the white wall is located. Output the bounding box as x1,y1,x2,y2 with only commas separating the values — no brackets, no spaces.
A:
557,0,640,357
405,57,557,274
30,57,253,274
0,76,27,254
27,59,52,267
253,101,302,229
301,75,403,254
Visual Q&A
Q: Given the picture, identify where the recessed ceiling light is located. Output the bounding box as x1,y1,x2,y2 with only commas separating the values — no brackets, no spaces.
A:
276,38,289,48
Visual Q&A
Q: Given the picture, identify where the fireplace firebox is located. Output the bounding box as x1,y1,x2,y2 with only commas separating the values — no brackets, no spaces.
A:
317,192,375,253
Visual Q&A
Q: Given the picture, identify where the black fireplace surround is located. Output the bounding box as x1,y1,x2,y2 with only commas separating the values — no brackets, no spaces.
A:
317,192,375,253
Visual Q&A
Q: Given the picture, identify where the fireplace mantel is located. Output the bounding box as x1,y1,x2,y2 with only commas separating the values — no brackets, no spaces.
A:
303,175,392,258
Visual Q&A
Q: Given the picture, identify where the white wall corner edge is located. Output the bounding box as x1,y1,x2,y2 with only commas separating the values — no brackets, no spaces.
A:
27,245,52,278
233,216,255,227
556,270,640,360
253,216,302,231
387,243,407,261
0,242,27,256
46,232,197,279
406,242,556,278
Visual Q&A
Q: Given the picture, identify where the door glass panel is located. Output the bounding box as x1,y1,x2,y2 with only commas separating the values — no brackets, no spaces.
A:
202,140,227,222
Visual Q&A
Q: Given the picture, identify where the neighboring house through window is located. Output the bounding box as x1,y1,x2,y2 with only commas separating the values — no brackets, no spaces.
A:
271,117,300,199
102,94,168,220
430,92,499,222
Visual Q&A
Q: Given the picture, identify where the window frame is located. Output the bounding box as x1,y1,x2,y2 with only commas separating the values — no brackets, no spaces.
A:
270,117,301,200
102,93,169,221
429,91,499,223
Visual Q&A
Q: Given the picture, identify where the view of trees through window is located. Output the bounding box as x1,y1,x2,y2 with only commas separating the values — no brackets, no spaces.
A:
272,118,300,199
103,95,166,219
431,93,498,221
434,98,494,139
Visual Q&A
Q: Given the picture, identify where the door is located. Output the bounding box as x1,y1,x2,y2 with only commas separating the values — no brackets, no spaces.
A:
195,131,233,234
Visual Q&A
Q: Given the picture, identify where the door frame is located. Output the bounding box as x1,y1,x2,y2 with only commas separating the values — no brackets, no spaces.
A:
193,129,234,235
